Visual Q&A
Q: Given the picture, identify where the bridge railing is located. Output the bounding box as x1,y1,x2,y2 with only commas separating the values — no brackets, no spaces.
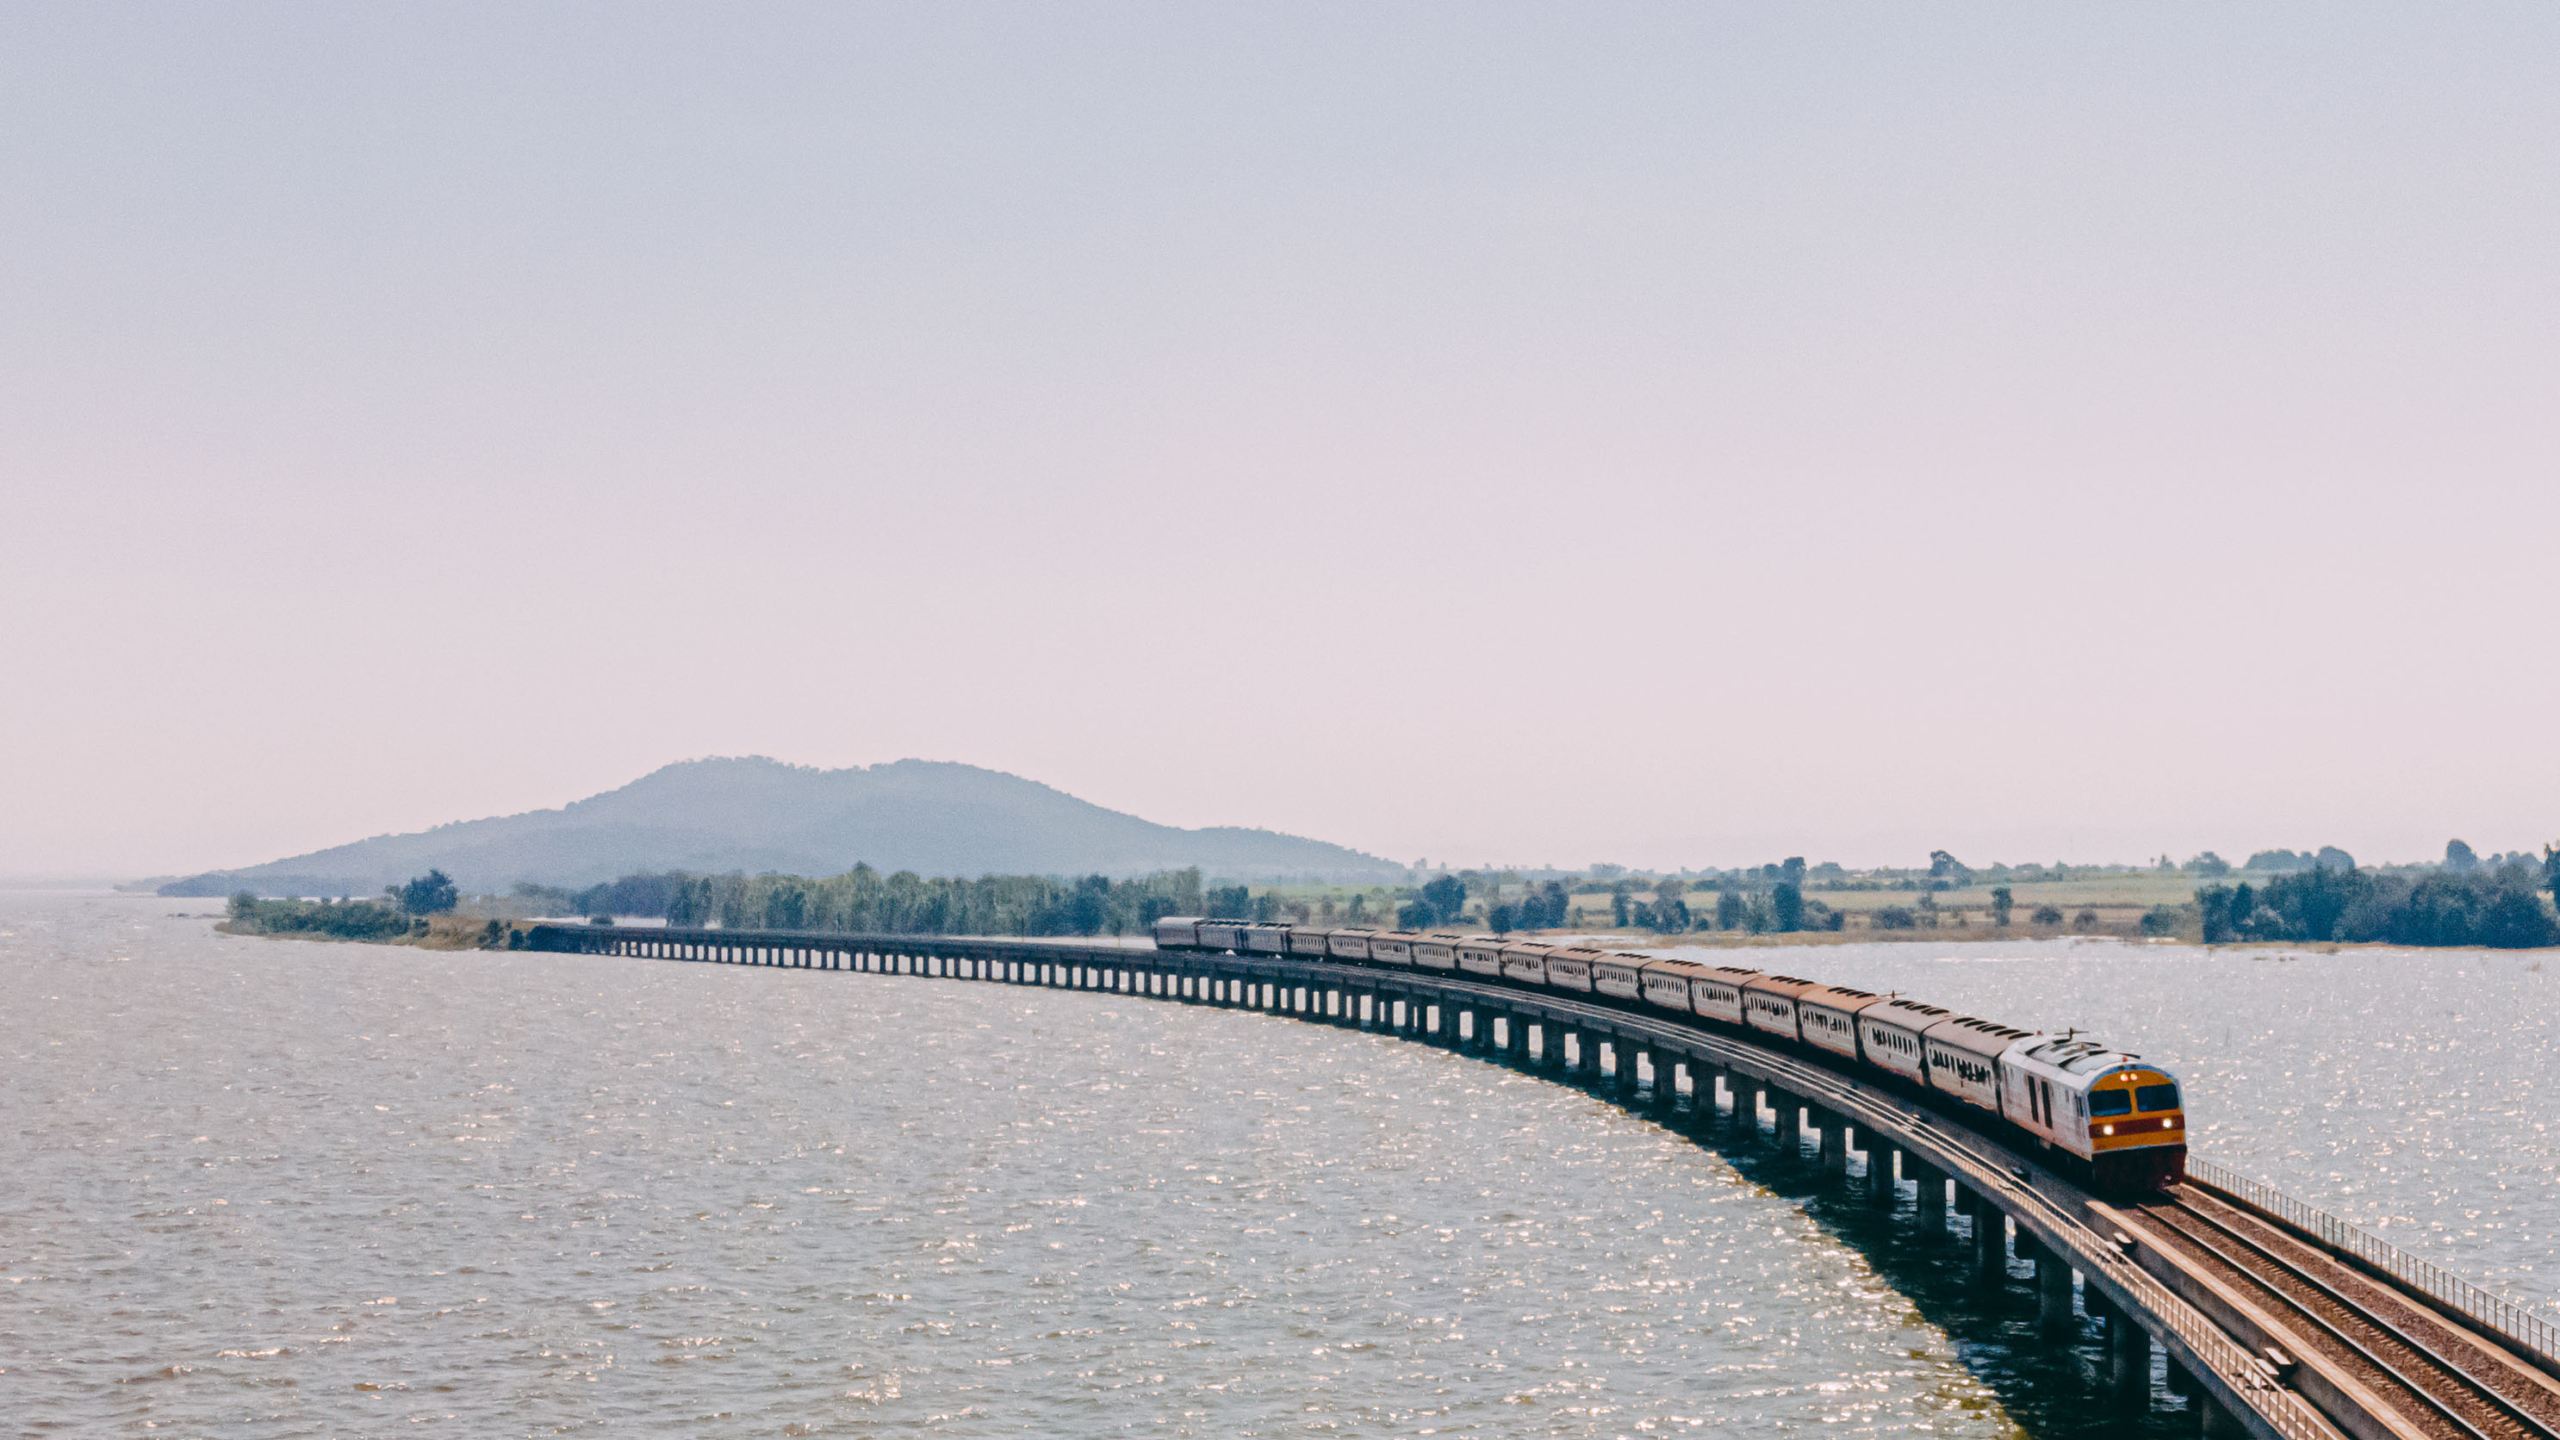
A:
2184,1157,2559,1367
2089,1238,2333,1440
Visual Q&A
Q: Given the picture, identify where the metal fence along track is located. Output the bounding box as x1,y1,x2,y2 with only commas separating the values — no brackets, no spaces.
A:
2185,1159,2560,1372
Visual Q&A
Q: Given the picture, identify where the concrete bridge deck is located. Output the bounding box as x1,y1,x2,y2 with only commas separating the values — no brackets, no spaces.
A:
526,923,2560,1440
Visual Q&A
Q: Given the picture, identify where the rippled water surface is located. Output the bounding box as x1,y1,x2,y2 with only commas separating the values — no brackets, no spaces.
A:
4,895,2551,1437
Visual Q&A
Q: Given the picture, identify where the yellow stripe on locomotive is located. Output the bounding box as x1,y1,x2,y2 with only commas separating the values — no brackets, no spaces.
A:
2087,1068,2185,1151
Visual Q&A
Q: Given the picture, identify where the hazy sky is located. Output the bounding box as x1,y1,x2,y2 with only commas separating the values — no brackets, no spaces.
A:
6,4,2556,879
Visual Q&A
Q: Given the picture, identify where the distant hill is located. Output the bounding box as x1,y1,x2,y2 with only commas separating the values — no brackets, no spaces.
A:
159,757,1408,897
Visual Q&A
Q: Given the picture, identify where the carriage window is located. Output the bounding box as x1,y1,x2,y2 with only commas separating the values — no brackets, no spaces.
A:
2136,1083,2182,1113
2089,1089,2132,1116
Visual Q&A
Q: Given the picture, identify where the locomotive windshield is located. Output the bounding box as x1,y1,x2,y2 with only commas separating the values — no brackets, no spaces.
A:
2135,1082,2182,1112
2088,1089,2134,1116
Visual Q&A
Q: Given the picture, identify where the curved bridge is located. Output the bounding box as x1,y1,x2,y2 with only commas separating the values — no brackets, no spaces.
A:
528,923,2560,1440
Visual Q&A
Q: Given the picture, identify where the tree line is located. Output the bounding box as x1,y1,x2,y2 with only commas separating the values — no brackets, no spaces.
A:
656,866,1205,937
226,892,417,940
2197,855,2560,948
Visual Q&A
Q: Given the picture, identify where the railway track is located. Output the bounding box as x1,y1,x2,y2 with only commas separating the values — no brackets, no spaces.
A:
2124,1188,2560,1440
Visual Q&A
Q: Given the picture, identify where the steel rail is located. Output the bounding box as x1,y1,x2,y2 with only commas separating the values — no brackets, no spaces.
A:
2187,1160,2560,1377
2138,1201,2505,1440
2156,1195,2552,1440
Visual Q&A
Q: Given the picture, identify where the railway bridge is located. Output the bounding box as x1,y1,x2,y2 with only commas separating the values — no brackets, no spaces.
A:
527,923,2560,1440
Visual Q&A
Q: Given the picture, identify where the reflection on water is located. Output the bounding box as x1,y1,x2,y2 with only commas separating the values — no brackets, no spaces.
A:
2,895,2547,1436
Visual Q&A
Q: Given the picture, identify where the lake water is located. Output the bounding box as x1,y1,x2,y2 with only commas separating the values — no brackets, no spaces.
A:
3,893,2550,1437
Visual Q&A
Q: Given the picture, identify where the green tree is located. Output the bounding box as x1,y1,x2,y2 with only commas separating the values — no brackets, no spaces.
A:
1989,886,2014,927
396,869,459,916
1419,875,1467,926
1715,887,1744,931
1772,882,1804,932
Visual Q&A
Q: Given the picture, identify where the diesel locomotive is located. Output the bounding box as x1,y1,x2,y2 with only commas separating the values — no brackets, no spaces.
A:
1153,917,2188,1195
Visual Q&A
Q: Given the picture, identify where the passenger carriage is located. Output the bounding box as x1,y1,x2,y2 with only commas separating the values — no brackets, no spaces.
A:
1921,1015,2030,1113
1454,936,1506,977
1793,983,1884,1063
1240,923,1291,955
1639,958,1711,1014
1857,997,1952,1085
1326,928,1376,962
1740,973,1823,1043
1542,946,1603,993
1499,941,1556,985
1411,933,1464,970
1688,965,1762,1025
1368,930,1418,966
1590,952,1654,1002
1287,926,1333,958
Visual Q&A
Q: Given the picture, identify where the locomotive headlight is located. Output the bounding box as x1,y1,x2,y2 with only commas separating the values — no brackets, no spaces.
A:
2163,1117,2176,1130
2101,1124,2115,1135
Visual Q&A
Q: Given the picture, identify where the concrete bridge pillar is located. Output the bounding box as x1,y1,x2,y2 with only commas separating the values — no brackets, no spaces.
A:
1909,1163,1948,1236
1972,1198,2009,1277
1816,1112,1849,1177
1869,1144,1900,1204
2104,1299,2151,1395
1688,1068,1723,1133
2037,1251,2077,1332
2164,1356,2203,1422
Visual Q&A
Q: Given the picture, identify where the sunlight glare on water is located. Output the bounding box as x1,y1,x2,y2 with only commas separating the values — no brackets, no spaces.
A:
2,894,2015,1438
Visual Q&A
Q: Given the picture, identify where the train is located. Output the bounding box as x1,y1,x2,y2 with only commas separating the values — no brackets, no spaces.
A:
1151,917,2187,1195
